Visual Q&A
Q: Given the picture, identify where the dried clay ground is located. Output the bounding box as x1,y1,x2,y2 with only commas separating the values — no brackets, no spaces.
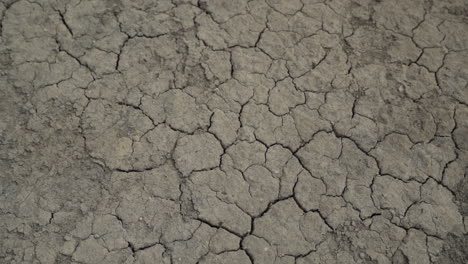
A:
1,0,468,263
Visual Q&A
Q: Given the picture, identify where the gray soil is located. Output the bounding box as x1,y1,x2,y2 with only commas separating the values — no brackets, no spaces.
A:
1,0,467,263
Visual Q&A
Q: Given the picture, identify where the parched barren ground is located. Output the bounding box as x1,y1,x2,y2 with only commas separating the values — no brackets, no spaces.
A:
0,0,467,263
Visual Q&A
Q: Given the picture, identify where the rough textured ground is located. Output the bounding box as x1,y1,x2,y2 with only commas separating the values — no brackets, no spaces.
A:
0,0,467,263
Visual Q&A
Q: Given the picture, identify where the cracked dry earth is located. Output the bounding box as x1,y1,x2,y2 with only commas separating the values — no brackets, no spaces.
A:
1,0,468,264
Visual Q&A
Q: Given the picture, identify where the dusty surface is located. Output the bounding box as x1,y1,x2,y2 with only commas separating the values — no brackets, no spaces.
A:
0,0,467,263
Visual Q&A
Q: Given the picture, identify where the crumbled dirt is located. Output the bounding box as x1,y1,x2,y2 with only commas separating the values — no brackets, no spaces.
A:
0,0,467,263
